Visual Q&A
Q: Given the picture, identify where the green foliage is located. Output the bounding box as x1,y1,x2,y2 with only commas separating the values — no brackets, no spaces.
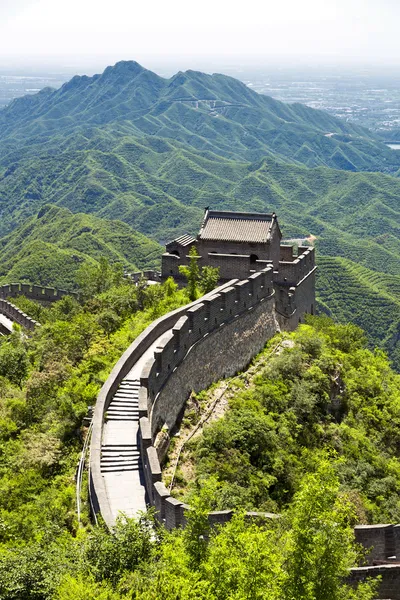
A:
283,460,358,600
179,247,200,301
83,514,154,586
179,247,220,300
0,205,161,291
0,63,398,361
0,278,186,549
199,265,220,295
77,256,124,298
186,317,400,522
52,464,374,600
0,335,28,387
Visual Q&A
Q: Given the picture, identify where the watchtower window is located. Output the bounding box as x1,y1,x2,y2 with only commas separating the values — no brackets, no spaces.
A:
250,254,259,264
170,250,180,257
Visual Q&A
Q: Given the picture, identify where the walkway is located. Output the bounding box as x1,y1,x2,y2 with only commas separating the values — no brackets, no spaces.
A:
0,313,14,334
101,332,169,522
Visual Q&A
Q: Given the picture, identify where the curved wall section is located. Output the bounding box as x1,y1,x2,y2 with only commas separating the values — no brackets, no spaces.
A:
0,299,39,331
0,283,78,303
138,268,278,517
89,279,239,526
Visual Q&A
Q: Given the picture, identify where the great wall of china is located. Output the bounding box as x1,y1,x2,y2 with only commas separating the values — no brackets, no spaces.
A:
0,283,78,332
0,270,397,597
86,242,400,598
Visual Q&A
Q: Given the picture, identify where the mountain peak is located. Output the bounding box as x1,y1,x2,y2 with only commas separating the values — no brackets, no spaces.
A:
102,60,146,78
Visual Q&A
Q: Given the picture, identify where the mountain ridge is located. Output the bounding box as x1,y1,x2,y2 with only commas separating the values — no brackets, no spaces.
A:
1,60,397,173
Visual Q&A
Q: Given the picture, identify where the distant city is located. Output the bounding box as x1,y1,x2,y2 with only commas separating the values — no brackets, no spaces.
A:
1,63,400,138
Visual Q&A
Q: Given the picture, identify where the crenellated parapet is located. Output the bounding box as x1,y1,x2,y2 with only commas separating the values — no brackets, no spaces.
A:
0,283,78,303
0,299,39,331
274,245,316,327
135,268,278,524
275,245,316,287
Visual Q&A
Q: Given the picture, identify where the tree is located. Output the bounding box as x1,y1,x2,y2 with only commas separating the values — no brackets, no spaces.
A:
0,341,28,388
179,247,200,301
199,266,220,295
77,258,124,299
282,460,376,600
179,248,219,301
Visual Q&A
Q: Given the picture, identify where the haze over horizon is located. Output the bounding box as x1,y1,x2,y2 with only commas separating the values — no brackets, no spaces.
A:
1,0,399,73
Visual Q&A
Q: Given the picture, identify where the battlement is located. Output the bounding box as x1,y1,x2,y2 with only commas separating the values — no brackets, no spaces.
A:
140,268,274,437
275,245,316,286
0,283,78,303
0,299,39,331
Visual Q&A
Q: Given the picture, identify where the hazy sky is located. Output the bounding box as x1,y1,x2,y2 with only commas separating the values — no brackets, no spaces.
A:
1,0,399,69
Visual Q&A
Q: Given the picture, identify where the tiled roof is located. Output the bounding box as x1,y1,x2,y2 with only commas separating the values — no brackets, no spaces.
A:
167,234,196,247
198,210,275,243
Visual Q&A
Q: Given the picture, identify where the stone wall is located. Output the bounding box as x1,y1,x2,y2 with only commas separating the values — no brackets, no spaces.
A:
0,299,39,331
89,280,238,525
137,267,283,525
0,283,77,303
148,294,277,437
162,245,315,296
349,565,400,599
91,254,316,528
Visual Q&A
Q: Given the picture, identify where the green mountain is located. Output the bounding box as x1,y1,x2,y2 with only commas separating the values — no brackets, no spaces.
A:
0,205,161,289
0,61,399,367
0,61,398,174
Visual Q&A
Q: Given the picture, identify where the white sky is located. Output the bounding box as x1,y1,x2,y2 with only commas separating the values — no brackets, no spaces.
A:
0,0,399,68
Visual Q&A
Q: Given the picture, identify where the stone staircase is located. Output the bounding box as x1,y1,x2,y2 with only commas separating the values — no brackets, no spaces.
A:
100,379,141,474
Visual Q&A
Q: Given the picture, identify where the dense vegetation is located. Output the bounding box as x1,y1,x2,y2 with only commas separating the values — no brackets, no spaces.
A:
0,204,161,290
0,266,186,545
0,275,390,599
0,61,399,365
0,462,377,600
173,317,400,523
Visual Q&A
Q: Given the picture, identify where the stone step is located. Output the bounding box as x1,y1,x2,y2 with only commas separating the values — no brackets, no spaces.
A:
109,406,139,412
106,415,137,421
110,399,139,405
107,410,139,417
119,384,139,390
106,415,139,420
101,445,138,451
101,446,140,456
101,449,139,456
101,459,140,467
116,384,139,390
113,396,138,403
114,391,139,398
108,403,139,409
118,385,139,390
101,465,140,473
100,454,140,465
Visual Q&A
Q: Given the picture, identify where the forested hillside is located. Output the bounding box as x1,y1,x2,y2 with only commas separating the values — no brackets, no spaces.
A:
0,61,399,366
1,61,396,172
0,204,161,289
0,284,384,599
172,317,400,524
